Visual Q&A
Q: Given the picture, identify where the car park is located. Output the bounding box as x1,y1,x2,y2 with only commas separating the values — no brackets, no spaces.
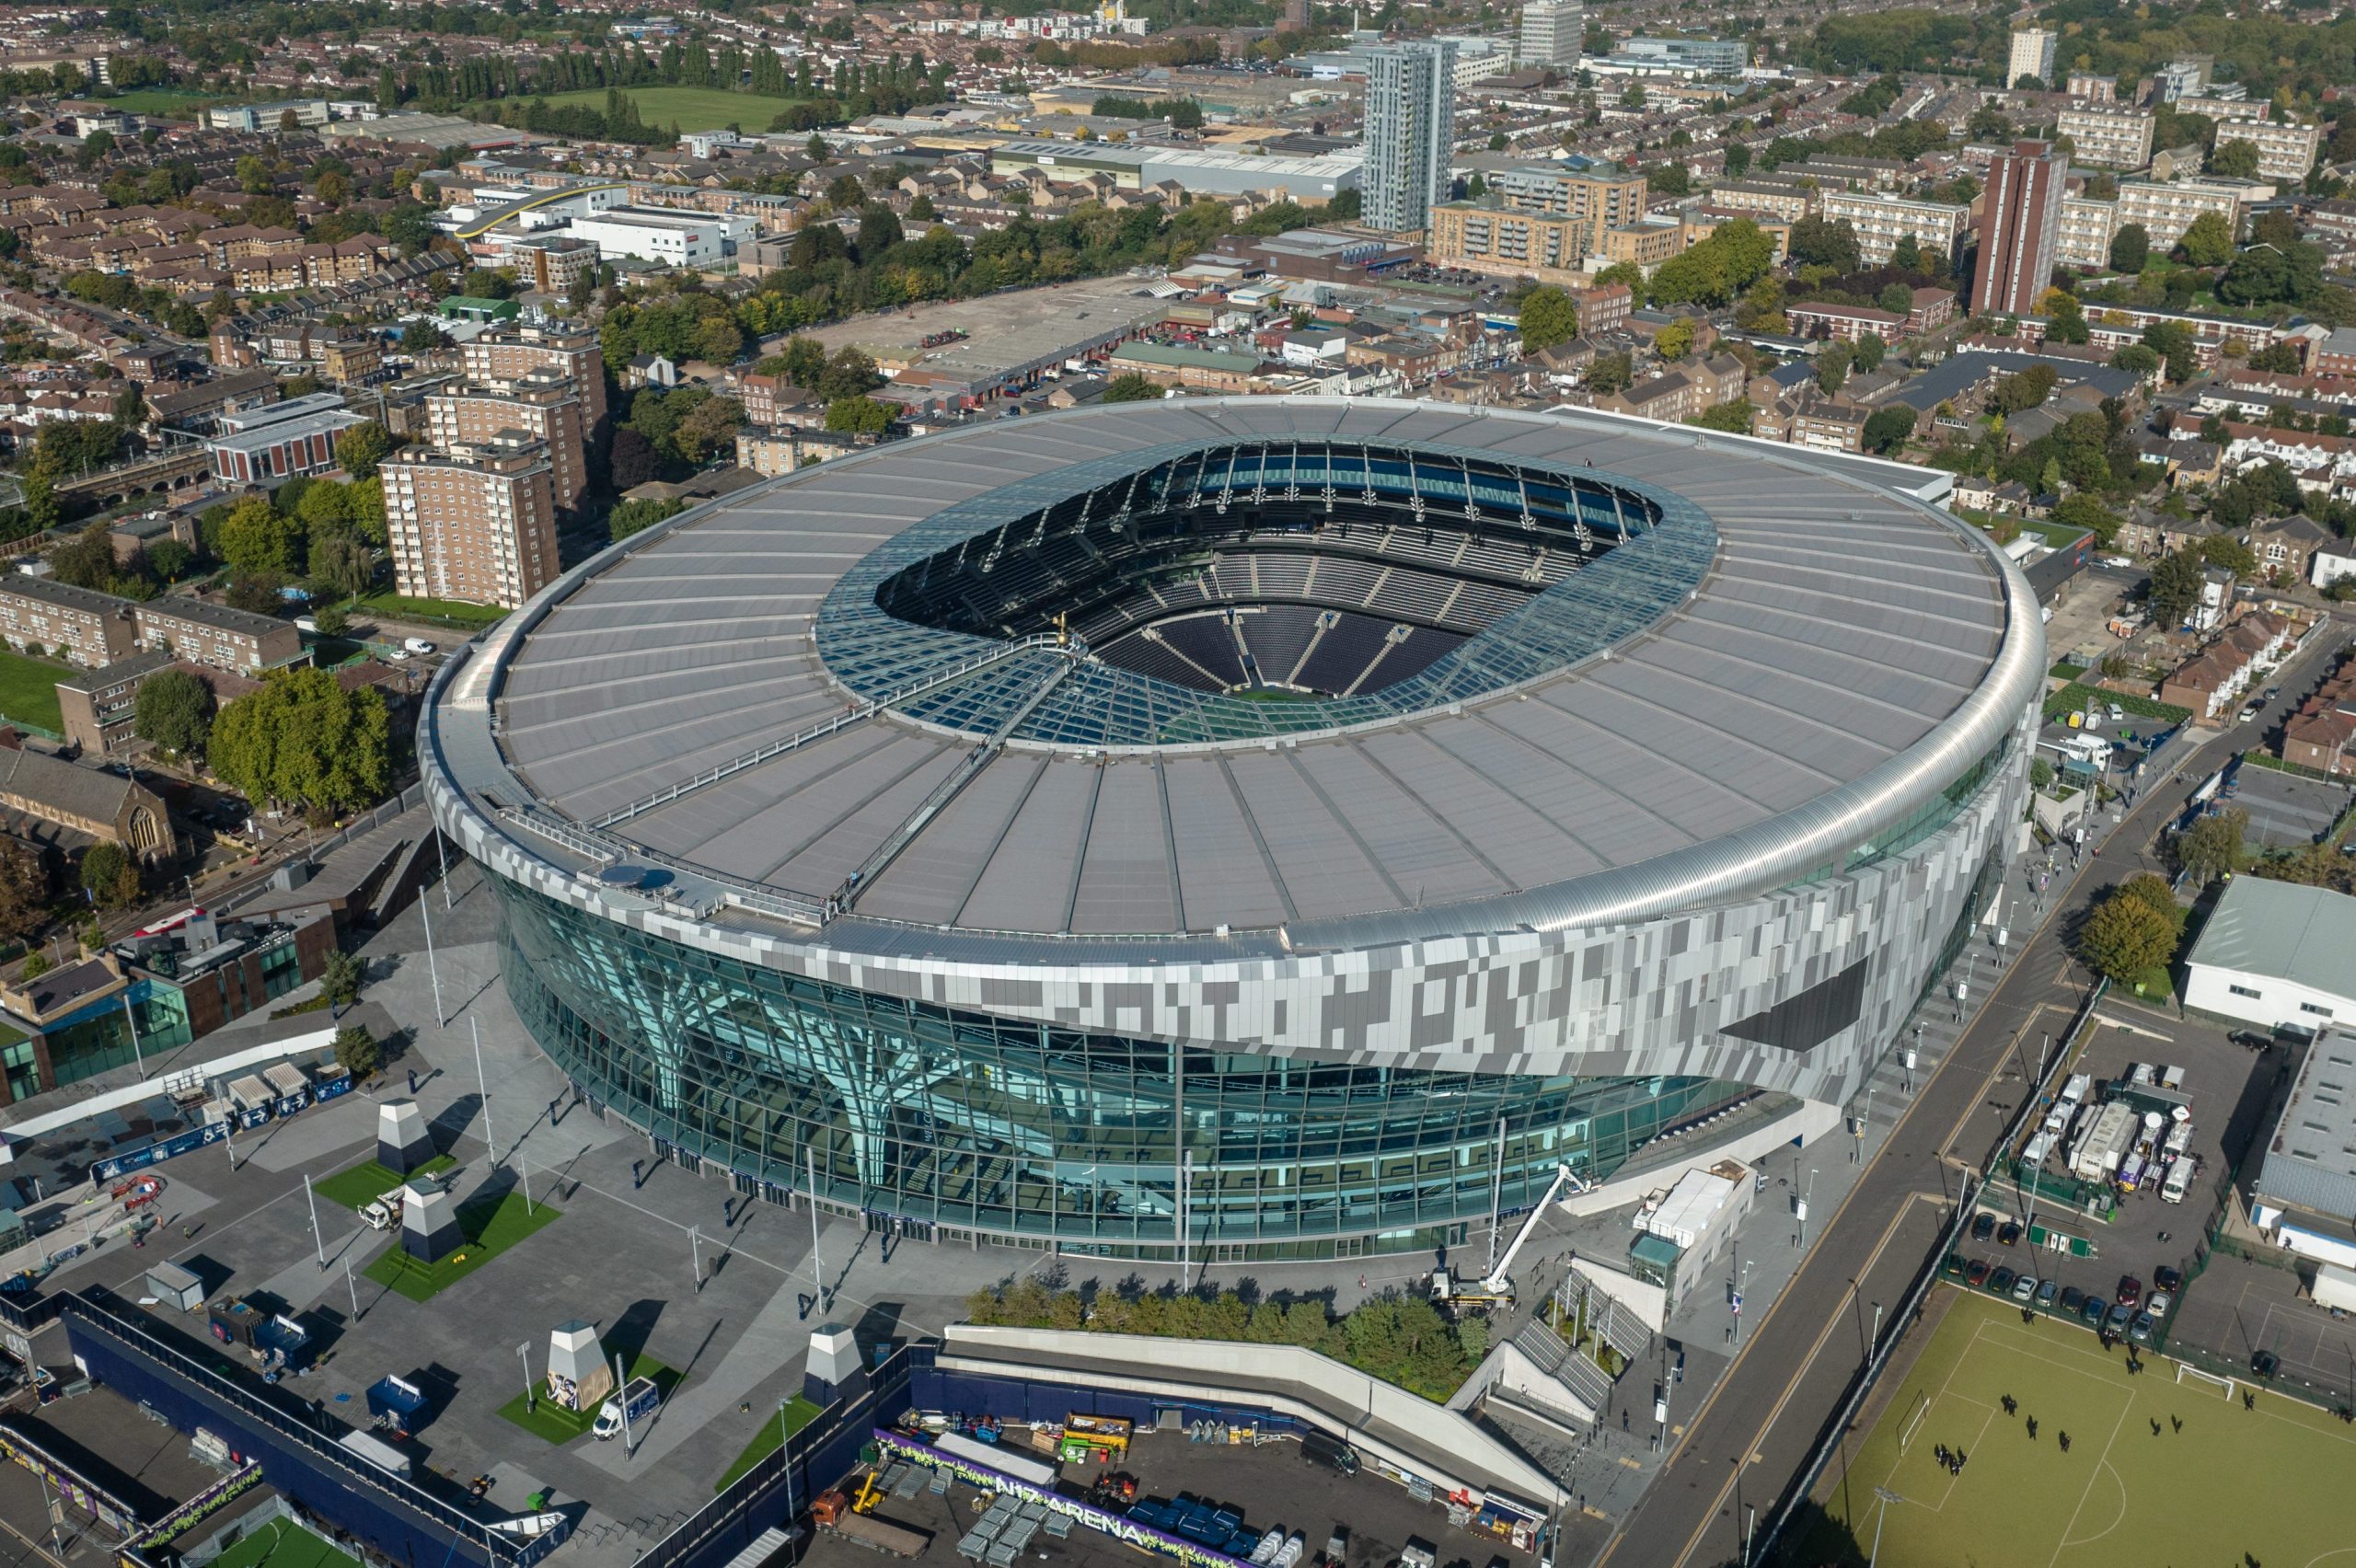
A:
1991,1266,2018,1296
2013,1274,2038,1302
1971,1213,1997,1242
1967,1260,1992,1286
2117,1275,2142,1306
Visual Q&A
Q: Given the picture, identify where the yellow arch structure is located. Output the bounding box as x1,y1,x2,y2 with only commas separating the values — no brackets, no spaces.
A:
453,183,631,240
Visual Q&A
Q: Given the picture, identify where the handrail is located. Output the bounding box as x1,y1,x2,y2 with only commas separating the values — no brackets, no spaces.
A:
590,633,1071,830
494,806,829,927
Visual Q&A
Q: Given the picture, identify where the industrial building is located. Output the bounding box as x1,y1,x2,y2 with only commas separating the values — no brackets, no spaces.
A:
2180,877,2356,1038
986,141,1362,203
422,399,2042,1261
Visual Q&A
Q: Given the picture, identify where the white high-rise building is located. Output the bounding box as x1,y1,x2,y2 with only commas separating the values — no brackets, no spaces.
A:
1518,0,1581,71
2007,27,2057,88
1362,40,1457,235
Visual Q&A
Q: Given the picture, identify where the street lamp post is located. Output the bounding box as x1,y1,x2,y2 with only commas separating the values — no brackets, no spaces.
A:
1866,1487,1904,1568
518,1340,535,1412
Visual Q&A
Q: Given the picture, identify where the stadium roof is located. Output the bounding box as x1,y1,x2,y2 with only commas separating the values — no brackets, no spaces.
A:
439,400,2038,949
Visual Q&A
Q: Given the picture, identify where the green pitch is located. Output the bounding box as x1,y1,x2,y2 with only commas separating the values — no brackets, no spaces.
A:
1802,1287,2356,1567
206,1519,362,1568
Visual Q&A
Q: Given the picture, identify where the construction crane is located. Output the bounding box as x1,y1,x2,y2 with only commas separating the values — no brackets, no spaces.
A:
1432,1163,1588,1308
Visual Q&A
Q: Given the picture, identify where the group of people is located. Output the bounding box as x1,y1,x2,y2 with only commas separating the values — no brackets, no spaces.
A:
1931,1443,1969,1475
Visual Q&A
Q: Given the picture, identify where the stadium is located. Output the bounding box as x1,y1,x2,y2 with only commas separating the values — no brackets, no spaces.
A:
422,399,2044,1261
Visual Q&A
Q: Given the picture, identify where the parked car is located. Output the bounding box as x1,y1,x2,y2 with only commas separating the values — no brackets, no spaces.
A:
2229,1031,2272,1052
2037,1278,2058,1307
2013,1274,2038,1302
2060,1286,2085,1313
2253,1349,2280,1378
2117,1274,2143,1306
1997,1220,2023,1247
2154,1265,2183,1293
1971,1213,1998,1242
2108,1302,2135,1332
1967,1259,1992,1286
2130,1312,2155,1343
2145,1290,2172,1319
2239,699,2264,724
1991,1266,2018,1296
1943,1253,1967,1278
2080,1296,2108,1327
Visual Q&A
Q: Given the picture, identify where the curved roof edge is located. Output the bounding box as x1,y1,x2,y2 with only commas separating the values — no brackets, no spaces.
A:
420,400,2047,968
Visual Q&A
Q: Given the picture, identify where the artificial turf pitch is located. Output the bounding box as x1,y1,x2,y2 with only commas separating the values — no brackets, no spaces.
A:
1803,1287,2356,1567
206,1519,362,1568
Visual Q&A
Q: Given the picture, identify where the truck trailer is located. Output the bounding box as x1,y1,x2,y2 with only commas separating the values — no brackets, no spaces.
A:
2313,1262,2356,1315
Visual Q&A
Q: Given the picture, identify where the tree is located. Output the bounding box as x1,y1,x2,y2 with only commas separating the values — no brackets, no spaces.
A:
1787,215,1861,274
781,335,827,387
2109,343,2161,376
2076,886,2177,985
333,1022,381,1079
1648,219,1775,308
2177,211,2235,269
2108,223,2149,274
1876,282,1914,316
210,667,393,814
1889,233,1922,272
133,669,214,761
2208,139,2261,179
825,395,895,435
1102,373,1162,403
320,948,364,1011
2176,807,2248,887
609,496,684,542
310,532,375,599
816,347,882,402
148,538,193,584
1862,405,1915,455
695,315,745,365
335,421,392,480
2029,757,2055,790
609,427,661,490
0,838,46,943
1689,400,1752,433
2115,872,2184,936
400,320,451,354
1585,352,1634,396
673,395,745,463
1852,332,1886,374
2148,547,2207,626
217,498,301,576
313,602,350,637
1815,340,1852,397
1518,286,1579,353
2052,493,2122,547
79,841,140,910
1654,318,1695,361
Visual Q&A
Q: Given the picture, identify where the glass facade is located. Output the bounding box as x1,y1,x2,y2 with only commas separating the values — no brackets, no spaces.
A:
498,881,1746,1260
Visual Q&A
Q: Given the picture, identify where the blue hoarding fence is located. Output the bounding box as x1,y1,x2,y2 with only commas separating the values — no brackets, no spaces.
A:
91,1074,352,1185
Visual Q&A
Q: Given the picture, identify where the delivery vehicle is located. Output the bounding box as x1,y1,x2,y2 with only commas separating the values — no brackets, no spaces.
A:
2314,1261,2356,1316
294,616,319,633
1299,1428,1359,1475
812,1491,929,1557
403,637,437,655
594,1376,661,1440
2159,1158,2194,1205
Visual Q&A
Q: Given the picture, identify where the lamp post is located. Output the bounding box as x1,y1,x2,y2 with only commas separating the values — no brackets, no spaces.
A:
420,881,445,1026
781,1397,802,1564
1866,1487,1904,1568
518,1340,535,1413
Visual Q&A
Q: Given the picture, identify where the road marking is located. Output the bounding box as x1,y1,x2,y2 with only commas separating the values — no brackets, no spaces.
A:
1641,1192,1945,1568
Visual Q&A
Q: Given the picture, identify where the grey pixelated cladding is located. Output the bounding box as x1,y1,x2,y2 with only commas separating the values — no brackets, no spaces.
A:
448,399,2041,954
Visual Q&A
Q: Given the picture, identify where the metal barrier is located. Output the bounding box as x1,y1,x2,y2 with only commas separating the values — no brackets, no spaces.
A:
1750,978,2109,1567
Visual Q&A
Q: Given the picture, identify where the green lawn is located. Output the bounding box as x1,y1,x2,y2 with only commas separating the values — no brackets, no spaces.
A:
2041,682,2191,727
313,1155,456,1211
508,86,809,133
714,1396,824,1493
206,1519,363,1568
361,1188,561,1301
352,589,511,630
100,87,231,115
496,1347,682,1445
1799,1288,2356,1567
0,648,69,733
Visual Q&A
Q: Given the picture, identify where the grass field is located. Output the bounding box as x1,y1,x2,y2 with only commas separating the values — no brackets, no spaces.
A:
362,1188,560,1302
495,1347,682,1444
313,1155,456,1210
713,1396,824,1492
208,1518,362,1568
352,588,512,630
1800,1288,2356,1567
526,86,807,133
0,648,68,733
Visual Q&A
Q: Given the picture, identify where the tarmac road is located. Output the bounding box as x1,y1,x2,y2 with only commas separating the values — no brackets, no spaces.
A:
1589,617,2353,1568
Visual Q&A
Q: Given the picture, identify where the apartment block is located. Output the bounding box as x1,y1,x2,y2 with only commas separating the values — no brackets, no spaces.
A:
2007,27,2057,86
1819,190,1971,266
1427,202,1593,283
1704,179,1817,225
134,597,302,675
2056,106,2154,169
2116,178,2246,250
383,434,560,609
0,577,135,667
425,366,589,511
1598,219,1685,269
1487,166,1650,229
459,318,607,435
2232,121,2323,183
2057,195,2120,269
1974,141,2069,318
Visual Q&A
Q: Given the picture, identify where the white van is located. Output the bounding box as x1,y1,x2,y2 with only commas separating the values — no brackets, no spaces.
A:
2160,1159,2194,1205
402,637,437,656
294,615,319,634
